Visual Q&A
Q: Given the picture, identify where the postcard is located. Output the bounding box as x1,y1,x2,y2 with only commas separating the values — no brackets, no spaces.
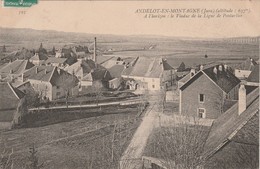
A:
0,1,259,169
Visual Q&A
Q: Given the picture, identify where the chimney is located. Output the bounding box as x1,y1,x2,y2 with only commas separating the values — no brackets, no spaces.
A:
213,67,218,75
44,69,47,74
36,67,38,74
190,68,195,76
10,69,13,74
224,64,228,71
219,65,223,71
200,65,204,71
238,84,247,115
93,37,97,63
57,68,61,75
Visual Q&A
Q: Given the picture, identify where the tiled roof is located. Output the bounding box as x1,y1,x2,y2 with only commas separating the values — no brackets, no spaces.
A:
24,65,78,87
0,60,34,75
65,59,105,77
180,64,241,93
203,87,259,159
44,57,67,64
23,66,56,83
82,69,111,82
121,57,173,78
108,65,125,78
203,65,241,93
0,82,24,110
237,57,257,71
162,59,173,70
247,64,259,83
30,53,48,61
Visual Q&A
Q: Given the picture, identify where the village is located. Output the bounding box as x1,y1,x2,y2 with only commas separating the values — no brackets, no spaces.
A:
0,35,259,169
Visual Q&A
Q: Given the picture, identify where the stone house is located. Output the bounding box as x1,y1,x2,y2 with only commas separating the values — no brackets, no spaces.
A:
121,57,174,91
64,59,111,91
179,64,240,119
21,66,79,100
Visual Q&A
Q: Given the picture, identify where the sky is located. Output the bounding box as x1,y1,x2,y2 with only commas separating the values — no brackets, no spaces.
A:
0,1,260,38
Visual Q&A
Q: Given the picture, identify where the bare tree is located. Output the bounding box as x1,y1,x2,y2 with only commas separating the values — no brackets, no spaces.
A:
0,149,13,169
26,145,43,169
145,117,209,169
57,71,79,108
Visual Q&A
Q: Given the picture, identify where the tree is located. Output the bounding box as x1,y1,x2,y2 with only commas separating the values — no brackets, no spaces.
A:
26,145,43,169
39,43,43,50
177,62,186,72
56,70,79,108
51,46,56,55
146,117,209,169
0,148,13,169
12,97,28,128
2,45,6,53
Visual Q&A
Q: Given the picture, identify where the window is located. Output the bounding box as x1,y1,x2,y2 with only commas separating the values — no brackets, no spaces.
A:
198,108,206,118
199,94,205,103
56,86,60,89
57,92,61,96
152,85,155,88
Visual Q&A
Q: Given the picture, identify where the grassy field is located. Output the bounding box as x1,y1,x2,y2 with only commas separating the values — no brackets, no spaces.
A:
0,105,142,169
0,28,258,69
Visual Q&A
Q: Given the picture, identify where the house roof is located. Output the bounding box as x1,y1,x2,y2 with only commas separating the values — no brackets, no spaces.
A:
203,87,259,160
82,69,111,82
0,59,34,75
30,53,48,61
65,59,105,77
44,57,67,65
0,82,24,108
237,57,257,71
108,65,125,78
121,57,173,78
23,65,78,87
247,64,259,83
180,64,241,93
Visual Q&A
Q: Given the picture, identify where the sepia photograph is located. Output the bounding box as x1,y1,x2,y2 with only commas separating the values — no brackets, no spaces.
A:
0,1,259,169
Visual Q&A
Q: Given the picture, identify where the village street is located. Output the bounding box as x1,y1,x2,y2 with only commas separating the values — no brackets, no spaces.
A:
119,92,162,169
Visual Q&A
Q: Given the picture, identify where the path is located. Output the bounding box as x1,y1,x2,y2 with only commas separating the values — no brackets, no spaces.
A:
119,92,162,169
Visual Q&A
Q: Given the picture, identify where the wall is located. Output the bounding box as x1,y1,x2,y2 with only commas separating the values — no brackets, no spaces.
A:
29,80,53,100
234,69,252,79
180,74,224,119
109,77,122,89
126,76,161,91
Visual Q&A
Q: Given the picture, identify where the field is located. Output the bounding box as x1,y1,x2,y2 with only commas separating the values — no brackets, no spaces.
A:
0,105,142,169
0,27,259,69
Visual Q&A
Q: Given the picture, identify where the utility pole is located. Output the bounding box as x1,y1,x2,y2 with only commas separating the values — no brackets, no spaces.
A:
111,122,117,162
94,37,97,65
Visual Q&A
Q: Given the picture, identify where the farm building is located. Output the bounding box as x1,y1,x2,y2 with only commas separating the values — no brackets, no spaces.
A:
234,57,257,79
44,57,68,68
0,59,34,83
29,52,48,66
0,82,25,130
65,59,111,91
179,64,241,119
121,57,174,91
21,66,79,100
108,64,125,89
